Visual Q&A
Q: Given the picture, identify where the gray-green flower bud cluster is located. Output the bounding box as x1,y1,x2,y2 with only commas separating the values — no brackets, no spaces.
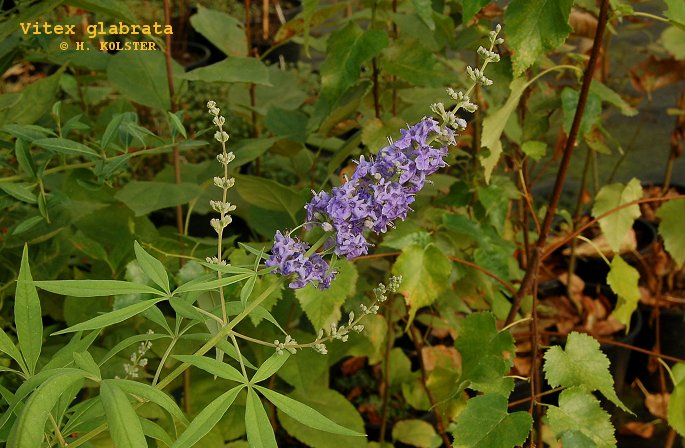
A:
206,100,236,265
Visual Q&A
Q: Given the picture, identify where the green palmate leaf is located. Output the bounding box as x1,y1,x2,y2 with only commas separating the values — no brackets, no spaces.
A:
546,387,616,448
480,77,528,183
173,354,246,383
296,260,357,331
15,245,42,374
455,312,515,394
276,387,366,448
561,88,602,137
0,327,26,373
171,385,244,448
543,332,630,412
52,298,166,335
107,50,183,110
256,385,364,437
669,363,685,436
251,352,291,384
245,387,277,448
392,419,441,448
34,279,163,297
591,178,643,253
181,58,270,85
0,182,37,204
392,244,452,324
7,370,87,447
656,199,685,268
504,0,574,75
33,137,99,158
462,0,491,22
607,255,640,330
190,6,247,57
113,378,188,425
133,241,170,293
100,380,147,448
115,181,204,217
451,394,532,448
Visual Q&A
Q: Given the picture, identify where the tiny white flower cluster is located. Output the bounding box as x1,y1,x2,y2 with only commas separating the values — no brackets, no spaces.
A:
274,334,298,355
431,25,503,144
206,100,236,265
123,330,154,379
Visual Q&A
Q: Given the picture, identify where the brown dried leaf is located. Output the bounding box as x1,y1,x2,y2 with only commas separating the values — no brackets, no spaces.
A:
645,393,670,419
630,56,685,95
340,356,366,375
619,421,656,439
570,8,598,39
421,345,460,372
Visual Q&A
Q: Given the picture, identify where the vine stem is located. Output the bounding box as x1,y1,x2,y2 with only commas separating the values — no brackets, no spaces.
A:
505,0,611,326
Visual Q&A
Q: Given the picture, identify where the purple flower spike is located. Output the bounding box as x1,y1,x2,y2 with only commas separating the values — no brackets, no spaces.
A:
268,117,453,289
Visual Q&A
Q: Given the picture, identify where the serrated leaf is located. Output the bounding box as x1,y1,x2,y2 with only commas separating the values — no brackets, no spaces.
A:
664,0,685,27
504,0,574,75
561,88,602,137
133,241,170,293
669,363,685,436
392,419,441,448
480,78,529,183
296,260,357,330
546,387,616,447
463,0,492,22
234,174,305,224
33,137,99,158
113,378,188,425
171,385,243,448
543,332,630,412
277,387,366,448
7,370,87,448
100,380,147,448
591,178,643,253
245,387,277,448
52,298,165,335
15,245,42,375
392,244,452,324
451,394,532,448
382,38,442,87
656,199,685,268
174,354,246,383
607,255,640,331
256,385,364,436
455,312,515,393
521,141,547,161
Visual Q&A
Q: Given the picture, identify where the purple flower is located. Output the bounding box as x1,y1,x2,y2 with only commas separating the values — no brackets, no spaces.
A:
268,117,452,289
265,231,336,289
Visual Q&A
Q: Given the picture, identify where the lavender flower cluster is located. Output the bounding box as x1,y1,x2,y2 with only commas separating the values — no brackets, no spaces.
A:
266,118,452,290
